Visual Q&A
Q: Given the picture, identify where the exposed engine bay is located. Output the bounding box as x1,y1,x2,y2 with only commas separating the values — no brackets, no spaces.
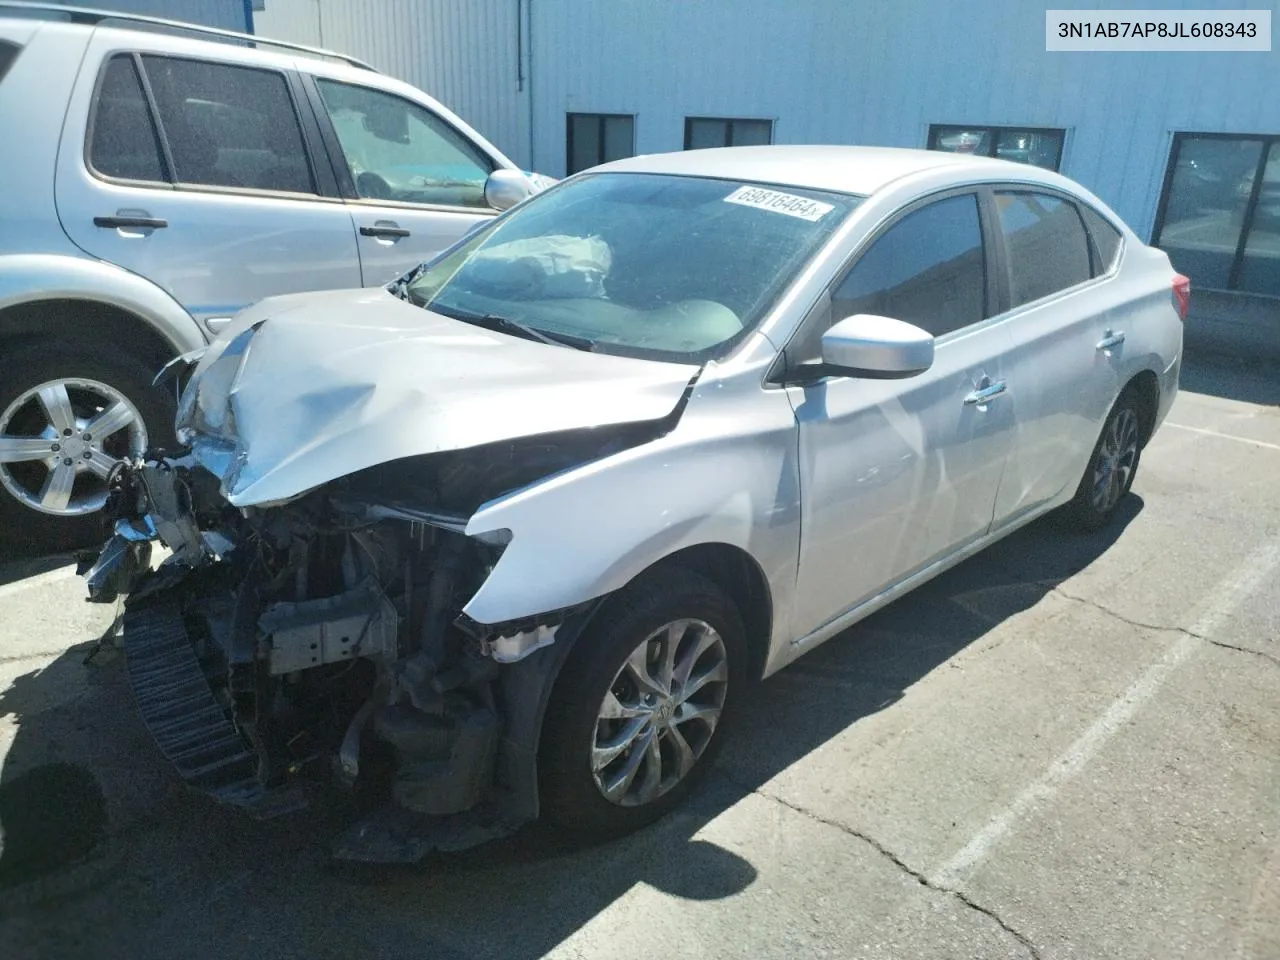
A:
82,426,666,862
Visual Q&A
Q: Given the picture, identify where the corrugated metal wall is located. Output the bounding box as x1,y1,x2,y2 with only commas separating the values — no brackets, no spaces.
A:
253,0,1279,239
49,0,248,31
527,0,1280,238
255,0,529,165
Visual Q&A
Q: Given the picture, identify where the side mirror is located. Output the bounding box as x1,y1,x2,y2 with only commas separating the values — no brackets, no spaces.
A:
819,313,934,379
484,169,536,211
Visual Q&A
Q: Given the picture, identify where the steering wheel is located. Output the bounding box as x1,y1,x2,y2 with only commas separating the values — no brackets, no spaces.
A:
355,171,393,201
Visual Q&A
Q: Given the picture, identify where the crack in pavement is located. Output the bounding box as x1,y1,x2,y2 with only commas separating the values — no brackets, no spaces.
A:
1051,587,1199,637
1206,638,1280,668
1052,588,1280,669
740,781,1041,960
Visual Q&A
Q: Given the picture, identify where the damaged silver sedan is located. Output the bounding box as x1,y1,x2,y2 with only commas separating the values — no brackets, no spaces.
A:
82,146,1183,860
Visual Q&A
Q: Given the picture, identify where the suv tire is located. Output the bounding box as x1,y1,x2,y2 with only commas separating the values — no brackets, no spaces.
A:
0,341,175,552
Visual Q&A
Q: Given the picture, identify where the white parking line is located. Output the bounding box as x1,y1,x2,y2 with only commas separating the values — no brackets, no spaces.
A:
930,539,1280,889
1165,422,1280,452
0,561,79,601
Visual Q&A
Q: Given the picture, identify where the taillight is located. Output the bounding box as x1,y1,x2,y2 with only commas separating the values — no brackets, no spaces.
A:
1172,274,1191,321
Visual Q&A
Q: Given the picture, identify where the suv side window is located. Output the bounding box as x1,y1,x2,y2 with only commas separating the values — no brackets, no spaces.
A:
832,193,987,338
141,55,315,195
89,55,167,183
995,191,1092,307
1079,204,1124,276
315,79,495,209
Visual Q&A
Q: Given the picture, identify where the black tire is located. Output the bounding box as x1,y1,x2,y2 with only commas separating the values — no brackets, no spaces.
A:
539,567,747,841
1064,386,1144,531
0,341,176,554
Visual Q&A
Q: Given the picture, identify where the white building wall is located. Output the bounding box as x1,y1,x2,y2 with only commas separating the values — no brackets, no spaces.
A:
527,0,1280,238
255,0,530,166
251,0,1279,239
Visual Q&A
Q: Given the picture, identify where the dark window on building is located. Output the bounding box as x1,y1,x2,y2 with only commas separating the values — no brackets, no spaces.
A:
833,194,987,338
995,192,1092,307
142,55,314,194
684,117,773,150
928,125,1065,171
1153,133,1280,297
1079,205,1124,275
89,55,167,183
0,40,21,84
566,113,634,175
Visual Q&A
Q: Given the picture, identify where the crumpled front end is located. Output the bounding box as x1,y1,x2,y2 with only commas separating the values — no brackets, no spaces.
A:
83,446,617,861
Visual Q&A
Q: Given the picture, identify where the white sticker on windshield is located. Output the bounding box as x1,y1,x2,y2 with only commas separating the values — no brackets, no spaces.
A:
723,186,834,222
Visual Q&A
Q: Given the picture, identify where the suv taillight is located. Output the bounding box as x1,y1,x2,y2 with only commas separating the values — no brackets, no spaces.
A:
1172,274,1191,321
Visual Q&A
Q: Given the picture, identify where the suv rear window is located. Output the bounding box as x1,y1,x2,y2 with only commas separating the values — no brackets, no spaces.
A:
89,56,167,182
0,40,21,83
142,55,315,195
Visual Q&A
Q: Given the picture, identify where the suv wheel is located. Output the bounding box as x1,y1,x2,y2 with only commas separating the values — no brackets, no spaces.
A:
0,342,174,551
539,568,747,841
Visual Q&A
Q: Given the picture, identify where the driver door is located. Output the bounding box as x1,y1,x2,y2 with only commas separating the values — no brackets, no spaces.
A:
303,75,501,286
787,191,1017,641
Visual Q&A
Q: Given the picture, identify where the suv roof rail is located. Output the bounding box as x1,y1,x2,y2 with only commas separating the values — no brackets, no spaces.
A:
0,0,378,71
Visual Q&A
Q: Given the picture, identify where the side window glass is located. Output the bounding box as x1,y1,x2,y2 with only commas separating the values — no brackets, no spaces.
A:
89,55,166,183
995,192,1092,306
141,55,314,194
1080,204,1123,275
316,80,495,209
833,194,986,338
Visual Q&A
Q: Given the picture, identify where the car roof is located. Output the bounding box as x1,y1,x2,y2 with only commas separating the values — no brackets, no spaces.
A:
594,145,1057,197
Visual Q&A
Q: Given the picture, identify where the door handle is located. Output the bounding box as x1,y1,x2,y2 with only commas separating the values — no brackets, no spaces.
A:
1096,330,1126,351
963,380,1007,406
360,224,411,239
94,215,168,229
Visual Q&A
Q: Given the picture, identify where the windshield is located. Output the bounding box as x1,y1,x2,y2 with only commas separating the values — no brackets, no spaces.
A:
405,172,858,362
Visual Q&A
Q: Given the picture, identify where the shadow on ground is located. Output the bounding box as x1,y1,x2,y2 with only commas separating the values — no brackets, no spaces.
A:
0,499,1141,959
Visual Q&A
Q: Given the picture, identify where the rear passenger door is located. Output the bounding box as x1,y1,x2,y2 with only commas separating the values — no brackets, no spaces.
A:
56,38,362,335
988,189,1123,528
303,76,501,286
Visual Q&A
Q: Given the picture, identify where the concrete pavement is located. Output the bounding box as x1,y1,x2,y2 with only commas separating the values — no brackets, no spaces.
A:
1,355,1277,960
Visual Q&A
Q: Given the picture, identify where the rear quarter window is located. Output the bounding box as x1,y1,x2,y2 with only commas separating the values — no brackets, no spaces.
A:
1080,204,1124,275
0,40,21,83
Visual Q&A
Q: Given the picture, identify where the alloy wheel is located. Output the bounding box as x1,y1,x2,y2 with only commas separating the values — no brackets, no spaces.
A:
1090,406,1139,513
0,377,147,516
590,618,729,807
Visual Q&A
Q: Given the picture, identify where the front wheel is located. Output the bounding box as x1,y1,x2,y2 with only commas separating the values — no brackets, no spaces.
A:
538,568,747,841
1064,388,1143,530
0,341,175,551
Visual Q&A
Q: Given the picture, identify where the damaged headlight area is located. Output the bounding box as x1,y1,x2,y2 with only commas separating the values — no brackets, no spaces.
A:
82,448,599,862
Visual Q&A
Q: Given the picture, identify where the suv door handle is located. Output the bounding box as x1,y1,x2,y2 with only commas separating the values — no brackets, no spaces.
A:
359,223,411,239
963,380,1007,406
1096,330,1126,352
94,215,168,229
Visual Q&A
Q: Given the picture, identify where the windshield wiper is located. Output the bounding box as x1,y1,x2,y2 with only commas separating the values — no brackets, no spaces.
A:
437,308,597,351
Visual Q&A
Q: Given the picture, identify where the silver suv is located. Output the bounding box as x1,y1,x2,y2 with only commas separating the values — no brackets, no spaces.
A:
0,3,544,548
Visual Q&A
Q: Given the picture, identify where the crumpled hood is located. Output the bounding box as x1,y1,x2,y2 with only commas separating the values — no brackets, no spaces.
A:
179,288,699,507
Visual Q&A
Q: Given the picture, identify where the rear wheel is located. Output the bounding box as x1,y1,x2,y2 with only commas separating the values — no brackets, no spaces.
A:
539,568,746,841
0,342,175,552
1065,388,1143,530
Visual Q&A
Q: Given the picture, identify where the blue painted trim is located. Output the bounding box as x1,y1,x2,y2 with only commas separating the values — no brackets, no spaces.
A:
242,0,254,34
